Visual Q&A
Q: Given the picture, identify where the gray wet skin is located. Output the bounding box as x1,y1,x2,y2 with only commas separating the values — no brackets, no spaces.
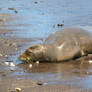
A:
19,27,92,63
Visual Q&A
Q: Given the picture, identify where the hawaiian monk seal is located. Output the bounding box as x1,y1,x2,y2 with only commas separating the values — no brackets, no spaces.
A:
18,27,92,63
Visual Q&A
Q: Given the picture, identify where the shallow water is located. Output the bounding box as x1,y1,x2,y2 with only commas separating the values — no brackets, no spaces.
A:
0,0,92,90
7,59,92,89
1,0,92,39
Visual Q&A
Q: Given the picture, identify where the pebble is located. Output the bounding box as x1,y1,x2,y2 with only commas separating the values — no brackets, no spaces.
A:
8,8,18,14
9,62,15,71
9,43,13,46
2,73,6,77
12,43,16,46
0,19,4,22
89,60,92,63
57,24,64,27
37,81,43,86
29,64,32,68
4,61,15,67
36,61,39,64
10,62,15,67
14,10,18,14
8,8,15,10
15,48,18,50
15,87,22,92
4,61,9,66
34,1,39,4
4,55,8,58
10,66,15,71
11,90,16,92
0,54,3,57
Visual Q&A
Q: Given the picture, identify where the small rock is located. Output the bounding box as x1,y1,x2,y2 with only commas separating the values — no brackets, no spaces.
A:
14,10,18,14
57,24,64,27
6,60,12,62
15,48,18,50
5,61,15,67
15,87,22,92
0,19,4,22
34,1,39,4
86,72,89,75
8,8,15,10
9,43,13,46
17,45,22,48
10,62,15,67
4,61,9,66
2,73,6,76
12,43,16,46
89,60,92,63
11,90,16,92
29,64,32,68
4,55,8,59
8,8,18,14
10,66,15,71
5,55,8,57
0,54,3,57
37,81,43,86
36,61,39,64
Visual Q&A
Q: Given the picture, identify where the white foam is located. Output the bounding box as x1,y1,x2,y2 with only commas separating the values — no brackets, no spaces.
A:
78,25,92,31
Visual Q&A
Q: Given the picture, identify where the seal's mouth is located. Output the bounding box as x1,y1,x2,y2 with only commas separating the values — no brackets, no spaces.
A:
18,53,33,63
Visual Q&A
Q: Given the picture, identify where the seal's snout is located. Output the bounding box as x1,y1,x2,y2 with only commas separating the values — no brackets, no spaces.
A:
18,53,27,61
18,54,33,63
18,45,39,62
18,44,45,63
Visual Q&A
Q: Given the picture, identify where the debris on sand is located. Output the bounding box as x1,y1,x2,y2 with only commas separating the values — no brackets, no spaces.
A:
5,61,15,66
14,10,18,14
4,61,15,71
4,61,9,66
53,23,64,28
10,66,15,71
89,60,92,63
0,54,3,57
37,81,48,86
4,55,8,58
57,24,64,27
11,90,16,92
29,64,32,68
8,8,18,14
15,87,22,92
34,1,39,4
10,62,15,67
8,8,15,10
36,61,39,64
37,81,43,86
0,19,4,22
11,87,22,92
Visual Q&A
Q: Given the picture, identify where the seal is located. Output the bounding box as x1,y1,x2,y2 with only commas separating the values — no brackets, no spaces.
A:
18,27,92,63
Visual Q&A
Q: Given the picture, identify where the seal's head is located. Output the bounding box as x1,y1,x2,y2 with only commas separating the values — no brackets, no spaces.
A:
18,44,45,63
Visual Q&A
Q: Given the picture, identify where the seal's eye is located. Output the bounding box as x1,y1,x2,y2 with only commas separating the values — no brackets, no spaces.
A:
27,45,42,54
29,45,41,51
25,51,32,55
30,45,39,50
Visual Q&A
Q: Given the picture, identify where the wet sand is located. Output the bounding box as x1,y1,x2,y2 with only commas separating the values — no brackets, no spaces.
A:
0,30,92,92
0,24,92,92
